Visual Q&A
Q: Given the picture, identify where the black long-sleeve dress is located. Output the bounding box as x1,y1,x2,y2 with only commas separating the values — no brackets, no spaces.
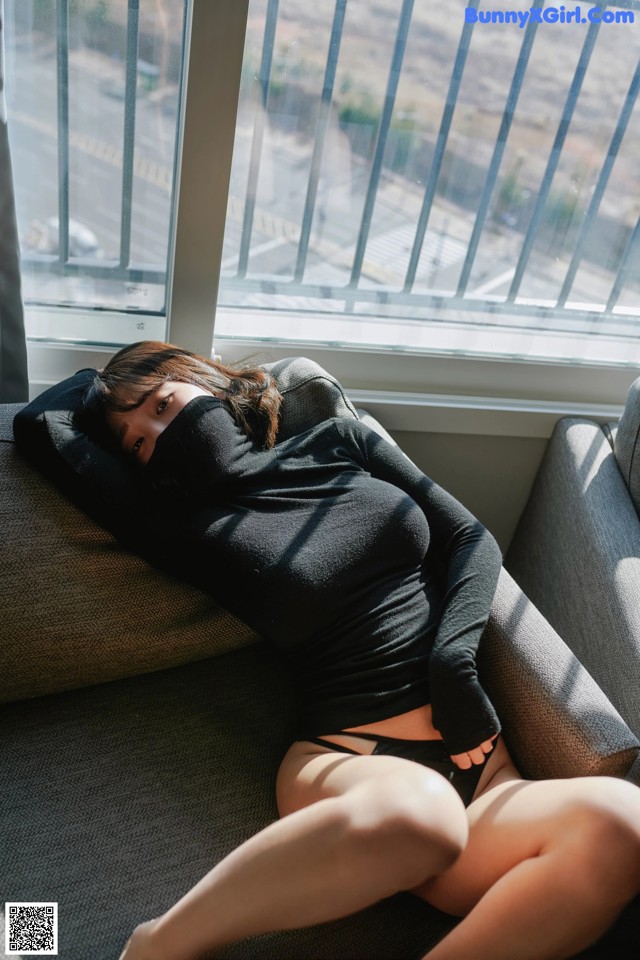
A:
145,396,503,755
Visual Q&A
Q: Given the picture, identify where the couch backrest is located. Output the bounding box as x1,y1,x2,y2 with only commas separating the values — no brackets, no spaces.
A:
614,376,640,514
0,357,362,704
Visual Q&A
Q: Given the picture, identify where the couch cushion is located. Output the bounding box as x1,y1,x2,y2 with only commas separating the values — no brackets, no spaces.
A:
0,642,450,960
614,376,640,511
0,404,259,704
262,356,359,438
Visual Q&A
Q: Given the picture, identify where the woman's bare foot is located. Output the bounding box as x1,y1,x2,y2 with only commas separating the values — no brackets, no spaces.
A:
117,918,164,960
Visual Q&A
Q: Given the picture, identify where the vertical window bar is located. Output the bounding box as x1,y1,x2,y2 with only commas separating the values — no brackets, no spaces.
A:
456,0,543,298
349,0,414,287
605,209,640,313
236,0,279,279
119,0,140,270
557,56,640,307
56,0,70,264
507,16,601,302
403,0,477,293
293,0,347,283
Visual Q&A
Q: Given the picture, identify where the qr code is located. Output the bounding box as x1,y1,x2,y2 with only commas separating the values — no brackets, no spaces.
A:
4,903,58,956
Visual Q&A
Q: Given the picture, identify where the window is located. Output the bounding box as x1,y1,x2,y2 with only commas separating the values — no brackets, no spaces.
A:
6,0,640,397
216,0,640,365
5,0,188,344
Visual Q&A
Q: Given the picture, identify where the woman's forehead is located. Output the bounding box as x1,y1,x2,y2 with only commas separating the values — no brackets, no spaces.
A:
111,382,160,408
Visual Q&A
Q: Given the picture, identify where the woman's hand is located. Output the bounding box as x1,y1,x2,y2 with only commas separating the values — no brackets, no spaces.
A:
450,734,498,770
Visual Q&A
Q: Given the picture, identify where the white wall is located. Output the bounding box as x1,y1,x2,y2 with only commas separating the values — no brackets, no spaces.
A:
390,428,549,553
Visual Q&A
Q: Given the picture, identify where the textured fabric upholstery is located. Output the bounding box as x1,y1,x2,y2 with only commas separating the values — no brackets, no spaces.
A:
0,404,259,704
506,418,640,743
480,569,639,782
614,375,640,511
0,642,452,960
262,356,359,438
603,421,617,449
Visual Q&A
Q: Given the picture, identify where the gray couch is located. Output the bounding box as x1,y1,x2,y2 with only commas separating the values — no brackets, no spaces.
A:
2,357,639,960
507,376,640,760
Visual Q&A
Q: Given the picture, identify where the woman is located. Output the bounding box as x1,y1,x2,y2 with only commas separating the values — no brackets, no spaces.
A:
84,341,640,960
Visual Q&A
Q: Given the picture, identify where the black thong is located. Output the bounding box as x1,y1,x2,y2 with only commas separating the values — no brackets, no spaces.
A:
301,731,493,808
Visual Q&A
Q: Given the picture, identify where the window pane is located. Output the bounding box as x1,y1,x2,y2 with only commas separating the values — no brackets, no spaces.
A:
216,0,640,357
5,0,188,344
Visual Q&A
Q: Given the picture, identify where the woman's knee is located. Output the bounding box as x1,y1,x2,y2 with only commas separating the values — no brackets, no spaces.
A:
343,768,469,886
559,781,640,899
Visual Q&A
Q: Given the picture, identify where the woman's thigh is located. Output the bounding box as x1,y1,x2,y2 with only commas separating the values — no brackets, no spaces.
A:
276,739,465,821
413,773,640,917
276,732,515,819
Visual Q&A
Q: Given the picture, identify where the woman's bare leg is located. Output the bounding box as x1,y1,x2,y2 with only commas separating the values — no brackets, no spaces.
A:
118,746,469,960
414,774,640,960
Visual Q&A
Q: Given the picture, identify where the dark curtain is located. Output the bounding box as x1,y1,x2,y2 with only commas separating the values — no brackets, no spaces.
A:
0,0,28,402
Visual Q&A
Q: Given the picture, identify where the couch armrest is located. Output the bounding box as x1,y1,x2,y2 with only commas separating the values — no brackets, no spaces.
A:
479,569,640,783
506,418,640,741
352,413,640,782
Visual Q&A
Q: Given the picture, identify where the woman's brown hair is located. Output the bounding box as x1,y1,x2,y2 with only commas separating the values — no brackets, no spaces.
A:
82,340,282,449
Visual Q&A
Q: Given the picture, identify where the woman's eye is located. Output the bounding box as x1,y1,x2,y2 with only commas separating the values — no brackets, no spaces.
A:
157,395,171,414
132,438,143,453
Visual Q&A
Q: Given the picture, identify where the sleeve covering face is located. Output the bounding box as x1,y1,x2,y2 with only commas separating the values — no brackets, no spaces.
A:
146,395,260,497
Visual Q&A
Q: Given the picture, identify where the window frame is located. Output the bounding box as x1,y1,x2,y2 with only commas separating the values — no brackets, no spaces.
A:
22,0,640,434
